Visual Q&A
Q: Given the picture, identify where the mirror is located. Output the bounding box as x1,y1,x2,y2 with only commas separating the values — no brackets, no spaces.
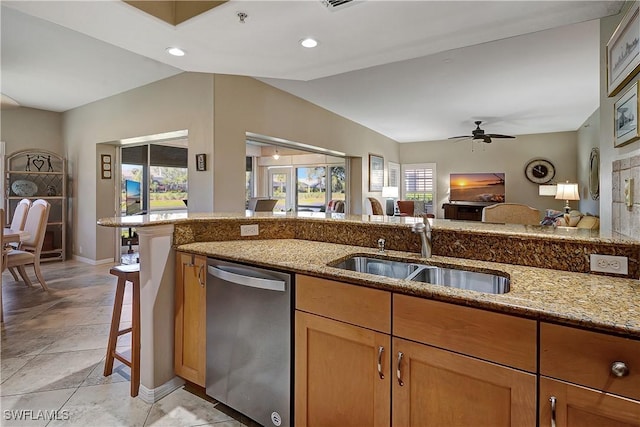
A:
589,148,599,200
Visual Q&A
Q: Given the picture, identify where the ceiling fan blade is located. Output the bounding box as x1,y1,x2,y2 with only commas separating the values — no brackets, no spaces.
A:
448,135,472,139
486,134,515,139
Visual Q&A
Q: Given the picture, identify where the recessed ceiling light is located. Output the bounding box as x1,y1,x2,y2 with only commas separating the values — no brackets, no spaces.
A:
166,47,186,57
300,38,318,48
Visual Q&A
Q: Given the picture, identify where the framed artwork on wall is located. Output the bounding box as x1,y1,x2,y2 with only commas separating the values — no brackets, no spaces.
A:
369,154,384,192
614,81,640,147
100,154,112,179
388,161,400,188
607,2,640,96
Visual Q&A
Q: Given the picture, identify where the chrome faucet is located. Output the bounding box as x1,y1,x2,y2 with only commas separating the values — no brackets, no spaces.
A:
412,220,432,258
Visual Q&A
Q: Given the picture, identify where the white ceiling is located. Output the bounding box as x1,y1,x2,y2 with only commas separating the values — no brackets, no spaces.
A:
1,1,624,142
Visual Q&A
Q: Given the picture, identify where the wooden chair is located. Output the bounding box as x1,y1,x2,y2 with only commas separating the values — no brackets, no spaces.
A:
5,199,51,290
397,200,415,216
9,199,31,232
366,197,384,215
481,203,541,225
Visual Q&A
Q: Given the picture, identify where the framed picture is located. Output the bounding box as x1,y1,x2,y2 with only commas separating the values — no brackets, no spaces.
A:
388,161,400,188
100,154,112,179
195,153,207,171
607,2,640,96
614,81,640,147
369,154,384,192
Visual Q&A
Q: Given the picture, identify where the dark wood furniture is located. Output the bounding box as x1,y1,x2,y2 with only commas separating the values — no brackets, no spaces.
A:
442,202,492,221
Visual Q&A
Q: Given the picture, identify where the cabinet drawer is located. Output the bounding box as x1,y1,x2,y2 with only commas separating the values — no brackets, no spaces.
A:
540,322,640,401
296,275,391,333
393,294,537,372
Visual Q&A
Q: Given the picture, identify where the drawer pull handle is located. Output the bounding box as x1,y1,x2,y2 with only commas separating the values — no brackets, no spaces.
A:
549,396,556,427
377,346,384,380
611,361,630,377
396,352,404,386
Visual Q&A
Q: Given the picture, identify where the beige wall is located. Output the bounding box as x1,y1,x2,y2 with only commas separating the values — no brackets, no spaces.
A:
213,74,399,212
399,131,577,217
600,4,640,238
0,107,64,155
64,72,215,261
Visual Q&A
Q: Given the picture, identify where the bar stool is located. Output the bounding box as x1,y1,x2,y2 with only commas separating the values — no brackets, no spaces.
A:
104,263,141,397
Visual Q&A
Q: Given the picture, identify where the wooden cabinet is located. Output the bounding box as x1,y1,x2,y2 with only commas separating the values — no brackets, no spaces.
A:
295,275,391,426
174,251,206,386
539,377,640,427
540,322,640,426
6,149,67,261
393,295,537,427
295,311,390,427
393,337,536,427
442,202,489,221
295,275,537,426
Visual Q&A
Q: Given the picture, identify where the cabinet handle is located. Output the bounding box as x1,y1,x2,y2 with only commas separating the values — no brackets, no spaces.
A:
197,264,205,287
611,361,630,377
377,346,384,379
396,352,404,386
549,396,556,427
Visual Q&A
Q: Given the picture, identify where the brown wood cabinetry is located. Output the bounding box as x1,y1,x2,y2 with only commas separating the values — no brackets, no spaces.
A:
442,202,490,221
393,337,536,427
295,274,537,426
540,322,640,426
295,275,391,426
174,251,206,386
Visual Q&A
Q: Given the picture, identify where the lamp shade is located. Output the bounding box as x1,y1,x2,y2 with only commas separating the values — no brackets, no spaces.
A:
555,182,580,201
538,184,557,196
381,186,399,198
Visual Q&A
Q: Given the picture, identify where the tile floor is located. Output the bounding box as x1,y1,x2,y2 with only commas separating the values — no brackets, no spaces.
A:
1,260,248,427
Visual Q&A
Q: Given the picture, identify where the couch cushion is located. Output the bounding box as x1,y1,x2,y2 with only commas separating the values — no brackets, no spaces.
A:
576,215,599,229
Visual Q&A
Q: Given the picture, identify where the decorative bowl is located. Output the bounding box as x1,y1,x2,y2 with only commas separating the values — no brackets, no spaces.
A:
11,180,38,197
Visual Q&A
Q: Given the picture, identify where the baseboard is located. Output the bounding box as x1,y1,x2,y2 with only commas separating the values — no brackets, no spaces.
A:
138,376,185,404
71,255,114,265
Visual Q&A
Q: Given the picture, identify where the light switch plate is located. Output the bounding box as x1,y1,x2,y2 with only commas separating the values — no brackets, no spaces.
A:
590,254,628,275
240,224,259,236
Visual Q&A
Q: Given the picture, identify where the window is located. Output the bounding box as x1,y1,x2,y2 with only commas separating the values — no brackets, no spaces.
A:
402,163,436,215
296,166,326,211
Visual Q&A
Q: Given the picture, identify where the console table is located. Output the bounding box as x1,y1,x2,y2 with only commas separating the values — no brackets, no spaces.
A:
442,203,492,221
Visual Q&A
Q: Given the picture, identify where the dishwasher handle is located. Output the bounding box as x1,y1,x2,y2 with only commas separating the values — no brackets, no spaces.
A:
207,265,286,292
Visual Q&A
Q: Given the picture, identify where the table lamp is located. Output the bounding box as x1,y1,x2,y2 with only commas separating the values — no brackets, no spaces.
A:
381,186,399,216
555,182,580,213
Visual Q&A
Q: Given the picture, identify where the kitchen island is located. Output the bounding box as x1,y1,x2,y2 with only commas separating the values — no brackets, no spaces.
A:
98,211,640,407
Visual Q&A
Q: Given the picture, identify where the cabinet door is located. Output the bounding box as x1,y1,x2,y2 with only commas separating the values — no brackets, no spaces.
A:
540,377,640,427
295,311,390,427
392,337,536,427
174,252,206,386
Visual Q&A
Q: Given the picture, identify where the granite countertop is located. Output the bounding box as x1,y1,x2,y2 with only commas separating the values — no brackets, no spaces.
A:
177,239,640,339
97,211,640,244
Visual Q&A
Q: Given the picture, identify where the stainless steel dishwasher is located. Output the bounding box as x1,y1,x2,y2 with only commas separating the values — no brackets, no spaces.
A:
206,258,292,427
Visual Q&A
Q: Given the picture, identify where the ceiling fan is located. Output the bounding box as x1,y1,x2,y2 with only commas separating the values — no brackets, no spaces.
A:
449,120,516,143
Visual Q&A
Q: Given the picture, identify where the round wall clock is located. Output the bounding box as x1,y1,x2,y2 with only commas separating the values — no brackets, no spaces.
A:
524,159,556,184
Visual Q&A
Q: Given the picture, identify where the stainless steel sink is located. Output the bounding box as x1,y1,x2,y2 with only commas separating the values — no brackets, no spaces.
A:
330,255,510,294
331,256,423,279
408,266,510,294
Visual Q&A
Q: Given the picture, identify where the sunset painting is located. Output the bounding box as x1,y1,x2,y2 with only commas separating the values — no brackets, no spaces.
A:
449,173,505,203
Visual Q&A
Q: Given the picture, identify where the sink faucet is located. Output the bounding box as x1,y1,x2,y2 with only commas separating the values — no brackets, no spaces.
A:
412,220,432,258
377,238,386,253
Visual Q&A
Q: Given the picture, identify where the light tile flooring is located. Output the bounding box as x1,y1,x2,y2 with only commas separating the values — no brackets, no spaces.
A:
1,260,248,427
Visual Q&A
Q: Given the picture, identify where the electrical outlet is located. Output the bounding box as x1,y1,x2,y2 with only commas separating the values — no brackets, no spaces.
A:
240,224,259,236
590,254,628,275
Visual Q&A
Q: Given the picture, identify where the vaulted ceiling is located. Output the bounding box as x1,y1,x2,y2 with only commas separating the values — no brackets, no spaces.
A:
1,1,624,142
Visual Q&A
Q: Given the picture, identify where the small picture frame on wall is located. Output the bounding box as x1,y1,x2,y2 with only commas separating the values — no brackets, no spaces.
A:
100,154,112,179
614,81,640,147
607,2,640,97
369,154,384,192
195,153,207,171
